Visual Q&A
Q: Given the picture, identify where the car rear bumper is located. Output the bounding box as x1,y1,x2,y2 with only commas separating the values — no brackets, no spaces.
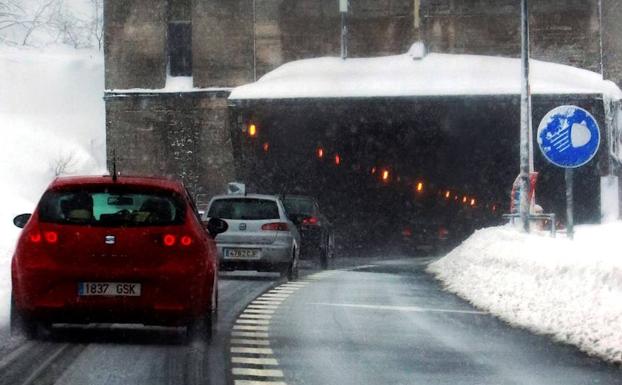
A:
12,263,215,326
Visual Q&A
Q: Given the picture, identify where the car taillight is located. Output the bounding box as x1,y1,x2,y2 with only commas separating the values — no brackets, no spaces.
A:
180,235,193,246
438,227,449,239
29,232,42,243
261,222,289,231
163,234,193,247
44,231,58,244
163,234,176,246
29,231,58,244
302,217,319,226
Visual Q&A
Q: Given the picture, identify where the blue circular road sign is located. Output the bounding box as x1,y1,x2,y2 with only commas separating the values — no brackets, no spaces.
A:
537,105,600,168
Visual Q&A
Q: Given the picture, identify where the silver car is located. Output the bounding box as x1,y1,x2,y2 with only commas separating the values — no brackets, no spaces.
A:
204,194,300,280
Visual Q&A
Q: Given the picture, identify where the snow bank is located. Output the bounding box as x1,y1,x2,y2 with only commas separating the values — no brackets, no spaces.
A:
0,45,106,325
230,50,622,100
427,224,622,363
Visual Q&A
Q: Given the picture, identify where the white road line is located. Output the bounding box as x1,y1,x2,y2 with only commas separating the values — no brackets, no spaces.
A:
247,304,279,309
252,300,283,305
236,318,271,325
231,356,280,366
308,302,487,315
279,283,307,287
231,347,274,354
234,379,286,385
232,331,270,338
233,325,270,331
269,289,296,294
259,294,289,298
231,338,271,346
239,313,272,319
232,368,284,378
0,341,34,369
243,309,275,314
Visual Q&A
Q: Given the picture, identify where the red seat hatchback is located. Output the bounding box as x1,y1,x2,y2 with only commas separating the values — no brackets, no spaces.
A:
11,175,227,341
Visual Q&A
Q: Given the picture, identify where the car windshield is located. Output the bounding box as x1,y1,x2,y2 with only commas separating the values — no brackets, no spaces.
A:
283,198,315,216
208,198,279,220
38,188,185,226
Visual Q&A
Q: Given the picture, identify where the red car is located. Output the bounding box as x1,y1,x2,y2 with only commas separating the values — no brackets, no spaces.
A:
10,175,227,341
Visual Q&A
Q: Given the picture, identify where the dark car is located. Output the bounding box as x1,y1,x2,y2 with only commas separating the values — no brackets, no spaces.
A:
10,175,227,341
394,202,462,256
282,195,334,269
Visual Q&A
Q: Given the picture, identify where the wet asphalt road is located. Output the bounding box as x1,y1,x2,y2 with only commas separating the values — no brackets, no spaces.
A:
0,257,620,385
263,258,622,385
0,273,279,385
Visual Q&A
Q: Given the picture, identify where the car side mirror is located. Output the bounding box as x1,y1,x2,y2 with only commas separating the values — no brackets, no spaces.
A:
13,213,31,228
205,218,228,236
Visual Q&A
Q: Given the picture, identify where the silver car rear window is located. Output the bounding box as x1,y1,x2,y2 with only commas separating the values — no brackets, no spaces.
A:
208,198,279,220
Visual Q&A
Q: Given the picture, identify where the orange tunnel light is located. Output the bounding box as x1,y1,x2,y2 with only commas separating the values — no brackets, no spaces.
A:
248,123,257,137
445,190,451,199
334,154,341,165
382,170,390,182
416,182,424,193
317,147,324,158
263,142,270,152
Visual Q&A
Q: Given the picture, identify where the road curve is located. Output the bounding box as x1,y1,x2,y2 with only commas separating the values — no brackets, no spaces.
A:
259,258,622,385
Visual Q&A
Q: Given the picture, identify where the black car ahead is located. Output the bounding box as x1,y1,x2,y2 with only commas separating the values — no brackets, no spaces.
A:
282,195,334,269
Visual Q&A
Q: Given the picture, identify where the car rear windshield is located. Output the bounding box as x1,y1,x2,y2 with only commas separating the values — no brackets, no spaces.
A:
208,198,279,220
283,198,315,216
38,186,186,226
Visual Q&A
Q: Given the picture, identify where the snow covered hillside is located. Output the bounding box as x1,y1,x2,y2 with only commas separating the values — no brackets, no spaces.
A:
428,224,622,363
0,45,105,325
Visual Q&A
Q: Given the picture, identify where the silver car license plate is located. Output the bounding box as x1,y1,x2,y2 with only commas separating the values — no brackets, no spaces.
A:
224,248,260,259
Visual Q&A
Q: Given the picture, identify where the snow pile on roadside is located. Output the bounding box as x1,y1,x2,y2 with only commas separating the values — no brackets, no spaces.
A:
0,45,105,325
427,224,622,363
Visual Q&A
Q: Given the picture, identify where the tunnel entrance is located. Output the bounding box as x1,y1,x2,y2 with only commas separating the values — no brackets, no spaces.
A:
229,95,604,256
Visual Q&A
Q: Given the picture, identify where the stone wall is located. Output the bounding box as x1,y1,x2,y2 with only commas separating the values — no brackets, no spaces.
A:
104,0,167,89
192,0,255,87
421,0,601,73
105,92,235,197
602,0,622,86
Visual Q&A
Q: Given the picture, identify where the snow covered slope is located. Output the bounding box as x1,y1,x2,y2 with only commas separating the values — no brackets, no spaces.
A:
427,224,622,363
0,45,105,325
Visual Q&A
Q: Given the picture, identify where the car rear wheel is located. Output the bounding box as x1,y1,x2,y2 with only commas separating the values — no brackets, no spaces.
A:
319,246,329,270
10,296,40,340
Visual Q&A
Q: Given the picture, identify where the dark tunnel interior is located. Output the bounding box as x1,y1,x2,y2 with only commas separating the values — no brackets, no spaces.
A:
232,96,602,255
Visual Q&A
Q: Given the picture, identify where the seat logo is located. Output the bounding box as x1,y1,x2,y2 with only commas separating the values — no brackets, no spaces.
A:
105,235,116,245
239,223,247,231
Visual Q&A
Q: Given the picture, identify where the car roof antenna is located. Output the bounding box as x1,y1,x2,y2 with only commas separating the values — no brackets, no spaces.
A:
111,149,118,182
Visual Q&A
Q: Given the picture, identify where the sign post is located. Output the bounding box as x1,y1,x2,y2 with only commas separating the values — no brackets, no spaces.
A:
339,0,348,59
537,105,601,239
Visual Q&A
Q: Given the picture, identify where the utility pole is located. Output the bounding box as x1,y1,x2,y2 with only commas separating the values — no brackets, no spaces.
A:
519,0,532,232
340,0,348,59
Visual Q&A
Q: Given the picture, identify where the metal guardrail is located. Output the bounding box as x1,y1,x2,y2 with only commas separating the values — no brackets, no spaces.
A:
503,213,557,237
